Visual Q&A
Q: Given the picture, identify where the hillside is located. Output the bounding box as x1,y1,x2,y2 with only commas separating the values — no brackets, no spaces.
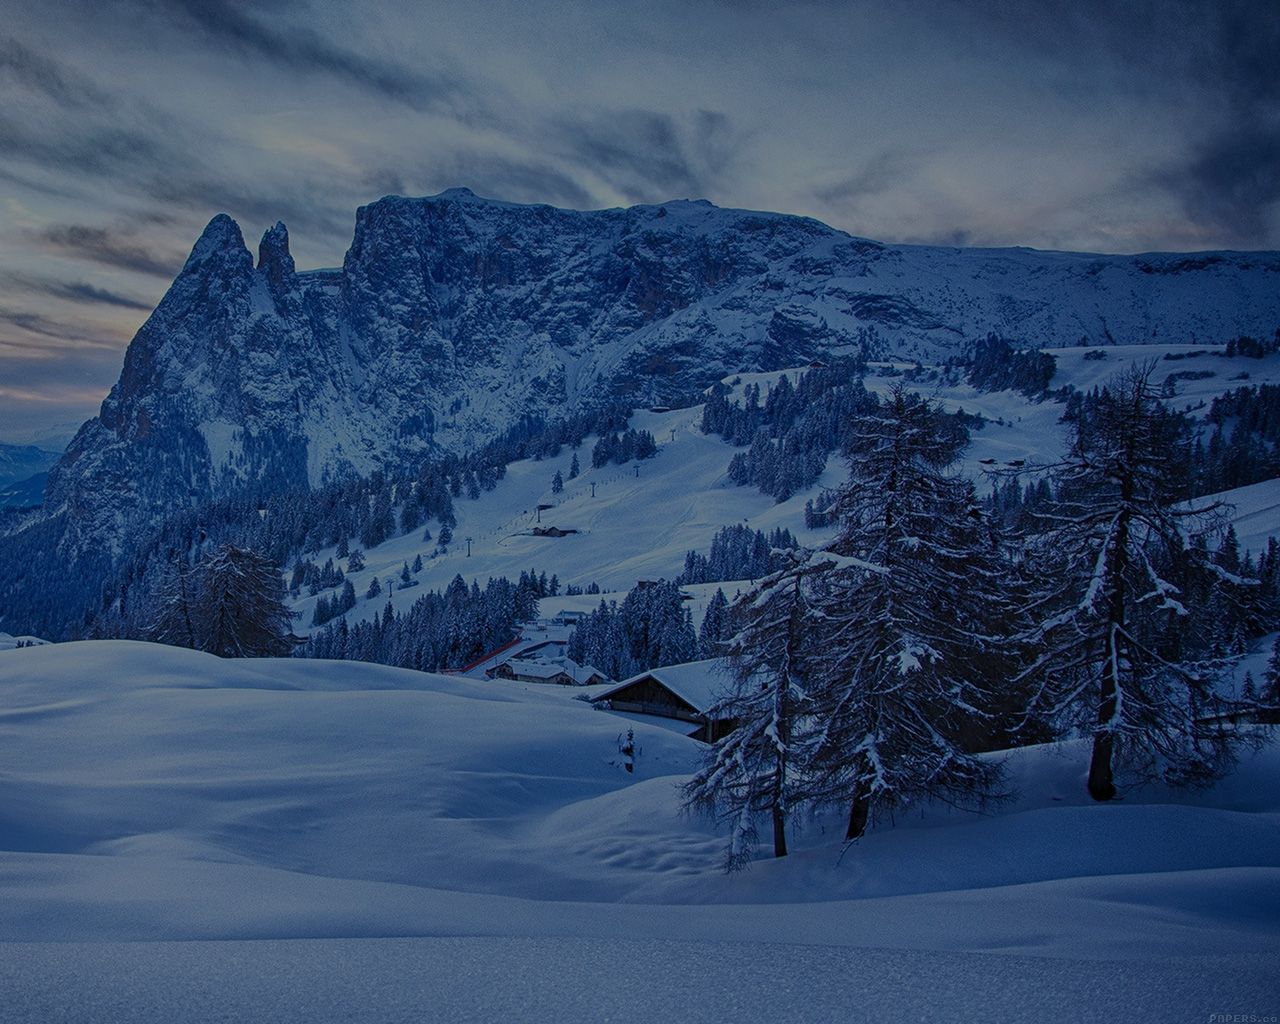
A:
0,641,1275,1020
288,345,1280,642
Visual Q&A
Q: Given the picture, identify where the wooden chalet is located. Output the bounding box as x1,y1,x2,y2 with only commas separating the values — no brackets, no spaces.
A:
494,660,575,685
590,658,736,742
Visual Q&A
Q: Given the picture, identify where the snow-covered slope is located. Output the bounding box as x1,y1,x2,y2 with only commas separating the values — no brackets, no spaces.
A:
40,188,1280,550
289,403,841,634
0,641,1276,1020
292,351,1280,641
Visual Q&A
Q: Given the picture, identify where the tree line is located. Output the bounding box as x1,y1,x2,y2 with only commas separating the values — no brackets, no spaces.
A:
0,401,643,642
687,370,1278,869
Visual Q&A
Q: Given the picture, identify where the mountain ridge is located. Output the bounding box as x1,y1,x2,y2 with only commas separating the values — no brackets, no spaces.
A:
36,188,1280,550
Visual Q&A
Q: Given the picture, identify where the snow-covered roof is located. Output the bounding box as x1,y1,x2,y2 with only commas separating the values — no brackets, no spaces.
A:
566,662,606,684
593,658,733,714
501,660,572,680
463,629,571,678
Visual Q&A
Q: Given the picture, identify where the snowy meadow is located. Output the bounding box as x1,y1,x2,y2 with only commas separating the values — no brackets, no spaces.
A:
0,640,1277,1022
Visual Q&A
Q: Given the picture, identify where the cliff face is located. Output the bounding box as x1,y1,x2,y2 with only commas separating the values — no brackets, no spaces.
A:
42,187,1280,547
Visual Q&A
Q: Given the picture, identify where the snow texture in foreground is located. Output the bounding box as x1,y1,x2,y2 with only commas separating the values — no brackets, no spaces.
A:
0,640,1276,1022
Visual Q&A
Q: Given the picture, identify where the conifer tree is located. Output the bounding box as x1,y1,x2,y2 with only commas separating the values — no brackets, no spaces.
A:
191,545,297,658
806,384,1006,841
685,554,818,867
1262,636,1280,720
149,558,199,649
698,588,730,657
1024,366,1247,800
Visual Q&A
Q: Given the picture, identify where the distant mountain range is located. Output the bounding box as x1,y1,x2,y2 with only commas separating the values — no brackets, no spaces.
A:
0,472,48,509
0,422,81,453
0,444,60,508
33,187,1280,548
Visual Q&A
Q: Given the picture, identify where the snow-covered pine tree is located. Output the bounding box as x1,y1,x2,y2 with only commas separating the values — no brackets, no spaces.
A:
191,544,297,658
149,558,199,649
1264,637,1280,720
400,501,421,534
806,383,1006,841
1023,365,1246,800
552,470,564,494
685,552,819,867
698,588,730,657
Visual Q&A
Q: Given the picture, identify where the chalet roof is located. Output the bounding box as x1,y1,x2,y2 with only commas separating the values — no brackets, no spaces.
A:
592,658,732,714
502,659,571,680
566,662,606,684
463,630,570,678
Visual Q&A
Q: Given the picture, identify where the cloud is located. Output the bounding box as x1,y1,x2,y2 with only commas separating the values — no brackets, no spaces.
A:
552,108,740,203
33,224,185,278
147,0,473,117
0,35,113,109
0,383,107,405
949,1,1280,247
0,306,129,350
0,163,87,202
1,273,153,312
815,150,928,208
385,154,596,211
0,112,171,181
143,173,354,244
1155,125,1280,246
1166,5,1280,245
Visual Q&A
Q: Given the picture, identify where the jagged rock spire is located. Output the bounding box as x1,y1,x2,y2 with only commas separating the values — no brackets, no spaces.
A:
258,221,295,290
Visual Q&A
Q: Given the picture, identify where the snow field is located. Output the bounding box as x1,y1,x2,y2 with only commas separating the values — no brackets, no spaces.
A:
290,404,841,636
293,352,1280,645
0,640,1277,1020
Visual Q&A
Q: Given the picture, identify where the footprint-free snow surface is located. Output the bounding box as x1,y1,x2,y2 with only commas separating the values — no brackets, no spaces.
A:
0,641,1277,1022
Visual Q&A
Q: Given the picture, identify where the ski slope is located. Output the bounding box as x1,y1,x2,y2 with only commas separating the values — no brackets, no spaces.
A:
0,641,1276,1021
293,352,1280,641
290,404,843,634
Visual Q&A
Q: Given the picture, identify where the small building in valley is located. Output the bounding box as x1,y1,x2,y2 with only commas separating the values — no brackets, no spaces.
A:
494,659,576,685
493,657,607,687
590,658,736,742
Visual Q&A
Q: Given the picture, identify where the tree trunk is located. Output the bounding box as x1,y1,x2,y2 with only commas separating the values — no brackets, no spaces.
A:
1087,729,1116,801
845,783,871,841
1091,481,1131,802
772,804,788,858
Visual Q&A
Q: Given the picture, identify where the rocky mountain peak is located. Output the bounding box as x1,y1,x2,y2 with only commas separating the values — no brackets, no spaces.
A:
32,190,1280,554
184,214,251,273
257,221,295,293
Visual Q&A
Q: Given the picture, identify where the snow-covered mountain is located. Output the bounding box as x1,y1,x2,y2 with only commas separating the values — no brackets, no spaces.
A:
0,444,59,493
43,188,1280,546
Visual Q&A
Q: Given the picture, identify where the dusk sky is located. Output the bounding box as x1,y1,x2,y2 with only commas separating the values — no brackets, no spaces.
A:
1,0,1277,441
